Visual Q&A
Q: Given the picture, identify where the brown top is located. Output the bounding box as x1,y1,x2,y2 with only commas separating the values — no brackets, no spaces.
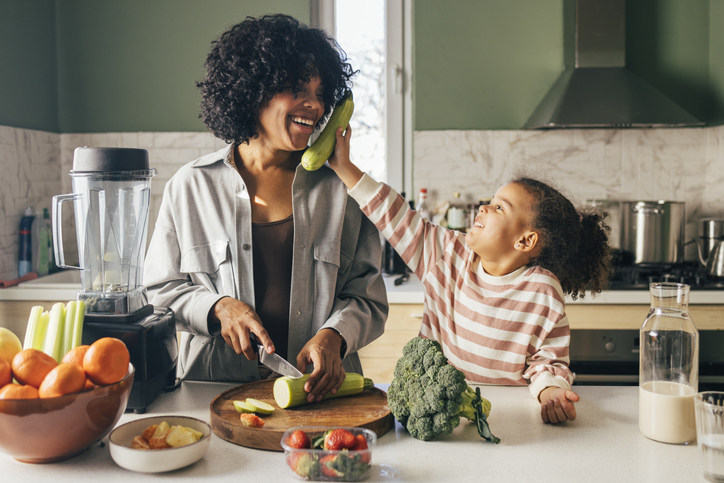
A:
252,215,294,360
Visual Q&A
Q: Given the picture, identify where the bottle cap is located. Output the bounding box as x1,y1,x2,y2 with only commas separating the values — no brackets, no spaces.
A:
24,206,34,216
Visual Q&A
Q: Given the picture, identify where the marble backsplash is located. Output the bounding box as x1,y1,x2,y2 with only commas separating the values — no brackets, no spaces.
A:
1,124,723,280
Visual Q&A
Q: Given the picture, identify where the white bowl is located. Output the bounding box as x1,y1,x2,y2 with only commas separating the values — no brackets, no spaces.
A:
109,415,211,473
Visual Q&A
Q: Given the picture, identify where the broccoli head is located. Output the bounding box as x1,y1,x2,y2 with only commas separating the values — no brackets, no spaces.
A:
388,337,500,443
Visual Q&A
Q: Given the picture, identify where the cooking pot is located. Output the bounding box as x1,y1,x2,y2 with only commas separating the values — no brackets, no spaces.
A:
696,219,724,277
620,201,685,264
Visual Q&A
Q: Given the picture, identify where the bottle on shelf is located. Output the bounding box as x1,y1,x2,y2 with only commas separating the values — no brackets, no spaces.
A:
18,206,35,277
446,192,467,231
416,188,430,221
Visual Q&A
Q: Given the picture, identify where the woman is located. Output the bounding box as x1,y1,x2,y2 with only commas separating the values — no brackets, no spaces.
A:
144,14,388,402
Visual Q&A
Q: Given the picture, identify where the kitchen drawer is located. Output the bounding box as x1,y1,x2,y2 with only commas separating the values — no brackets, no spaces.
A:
358,304,423,383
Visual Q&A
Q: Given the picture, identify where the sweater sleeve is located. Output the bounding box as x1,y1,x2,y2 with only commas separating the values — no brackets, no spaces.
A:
524,312,575,399
348,174,462,283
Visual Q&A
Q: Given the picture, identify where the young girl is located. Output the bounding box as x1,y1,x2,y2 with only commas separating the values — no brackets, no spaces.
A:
327,126,610,424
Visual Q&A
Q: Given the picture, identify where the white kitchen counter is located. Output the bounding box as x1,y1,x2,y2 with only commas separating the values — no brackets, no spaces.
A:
3,271,723,305
0,383,702,482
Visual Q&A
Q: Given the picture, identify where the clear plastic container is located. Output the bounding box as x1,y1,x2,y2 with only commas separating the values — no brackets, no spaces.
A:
639,282,699,444
281,426,375,481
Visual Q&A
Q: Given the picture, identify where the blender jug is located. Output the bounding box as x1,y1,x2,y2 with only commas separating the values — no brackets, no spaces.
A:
52,147,156,319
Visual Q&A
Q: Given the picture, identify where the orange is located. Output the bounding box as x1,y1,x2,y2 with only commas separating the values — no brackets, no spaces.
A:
83,337,130,386
83,378,97,392
12,348,58,388
0,358,11,388
38,362,86,398
0,383,39,399
61,345,90,367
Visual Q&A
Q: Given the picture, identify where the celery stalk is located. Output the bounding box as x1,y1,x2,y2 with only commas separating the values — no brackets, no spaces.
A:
42,302,66,362
61,301,77,358
71,300,85,349
32,311,50,351
23,305,45,350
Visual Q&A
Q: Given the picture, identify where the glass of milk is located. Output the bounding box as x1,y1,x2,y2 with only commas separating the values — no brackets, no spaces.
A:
639,282,699,444
695,392,724,482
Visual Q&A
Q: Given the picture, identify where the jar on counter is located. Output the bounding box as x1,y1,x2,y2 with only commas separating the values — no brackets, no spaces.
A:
639,282,699,444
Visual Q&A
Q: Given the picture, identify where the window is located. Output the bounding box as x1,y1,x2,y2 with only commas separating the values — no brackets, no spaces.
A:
311,0,412,193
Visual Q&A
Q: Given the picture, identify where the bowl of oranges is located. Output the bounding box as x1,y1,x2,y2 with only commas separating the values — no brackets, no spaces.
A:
0,335,134,463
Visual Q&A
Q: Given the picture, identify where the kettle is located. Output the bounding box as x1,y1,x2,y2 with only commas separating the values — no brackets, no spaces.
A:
699,240,724,278
696,219,724,278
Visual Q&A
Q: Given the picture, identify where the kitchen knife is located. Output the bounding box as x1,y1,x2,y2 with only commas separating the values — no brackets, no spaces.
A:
251,337,303,379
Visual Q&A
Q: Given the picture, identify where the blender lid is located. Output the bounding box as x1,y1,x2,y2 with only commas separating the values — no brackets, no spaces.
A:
72,146,153,173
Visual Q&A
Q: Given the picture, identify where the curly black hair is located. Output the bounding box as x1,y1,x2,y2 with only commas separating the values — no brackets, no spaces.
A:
197,14,356,144
512,177,612,300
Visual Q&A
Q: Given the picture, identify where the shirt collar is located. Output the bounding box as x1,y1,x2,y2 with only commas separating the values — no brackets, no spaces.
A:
191,143,236,168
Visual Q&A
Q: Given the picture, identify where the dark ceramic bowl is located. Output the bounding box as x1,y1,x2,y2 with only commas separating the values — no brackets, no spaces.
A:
0,363,134,463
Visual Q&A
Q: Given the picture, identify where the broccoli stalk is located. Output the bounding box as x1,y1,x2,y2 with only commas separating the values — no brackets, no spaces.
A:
459,386,500,444
388,336,500,443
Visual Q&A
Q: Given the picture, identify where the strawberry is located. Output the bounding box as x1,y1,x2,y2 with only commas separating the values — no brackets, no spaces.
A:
287,451,316,478
238,413,264,428
320,454,345,478
323,428,356,450
287,429,311,449
349,434,371,463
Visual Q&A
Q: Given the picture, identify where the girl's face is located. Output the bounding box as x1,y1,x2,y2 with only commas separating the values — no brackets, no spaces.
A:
465,182,539,267
255,76,325,152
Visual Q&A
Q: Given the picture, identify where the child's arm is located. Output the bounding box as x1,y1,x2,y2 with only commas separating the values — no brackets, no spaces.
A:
539,386,580,423
327,125,461,285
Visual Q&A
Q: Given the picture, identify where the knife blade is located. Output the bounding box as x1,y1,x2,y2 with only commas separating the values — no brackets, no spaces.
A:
251,337,303,379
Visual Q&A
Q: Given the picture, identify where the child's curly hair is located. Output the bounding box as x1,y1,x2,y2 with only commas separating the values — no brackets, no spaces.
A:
513,177,612,299
197,14,355,144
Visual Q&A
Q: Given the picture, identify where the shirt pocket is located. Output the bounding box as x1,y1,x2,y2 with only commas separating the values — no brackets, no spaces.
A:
313,242,353,301
180,241,235,296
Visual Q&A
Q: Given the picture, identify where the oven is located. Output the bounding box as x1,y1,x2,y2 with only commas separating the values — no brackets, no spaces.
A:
568,260,724,391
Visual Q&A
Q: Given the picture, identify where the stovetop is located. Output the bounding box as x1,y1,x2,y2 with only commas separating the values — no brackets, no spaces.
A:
609,260,724,291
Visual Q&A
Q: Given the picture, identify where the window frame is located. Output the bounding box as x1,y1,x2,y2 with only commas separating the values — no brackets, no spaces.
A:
311,0,412,194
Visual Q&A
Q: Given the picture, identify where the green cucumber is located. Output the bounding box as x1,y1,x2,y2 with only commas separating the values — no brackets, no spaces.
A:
301,91,354,171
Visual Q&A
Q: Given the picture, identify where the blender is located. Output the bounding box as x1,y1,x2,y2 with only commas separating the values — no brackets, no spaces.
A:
52,147,178,413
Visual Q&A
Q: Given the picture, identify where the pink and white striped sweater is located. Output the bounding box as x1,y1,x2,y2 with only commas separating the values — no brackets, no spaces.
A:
349,174,574,398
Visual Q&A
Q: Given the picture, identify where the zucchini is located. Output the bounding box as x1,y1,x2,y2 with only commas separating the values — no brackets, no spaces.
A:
273,372,373,409
301,91,354,171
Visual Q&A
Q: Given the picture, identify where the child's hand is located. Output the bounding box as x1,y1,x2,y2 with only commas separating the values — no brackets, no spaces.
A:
326,124,352,170
539,386,580,423
326,124,364,189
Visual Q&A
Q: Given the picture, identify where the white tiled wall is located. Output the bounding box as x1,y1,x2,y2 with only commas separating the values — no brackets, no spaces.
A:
1,124,723,281
0,125,61,280
414,126,724,259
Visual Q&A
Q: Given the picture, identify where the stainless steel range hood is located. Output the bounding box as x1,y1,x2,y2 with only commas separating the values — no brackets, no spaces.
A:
524,0,704,129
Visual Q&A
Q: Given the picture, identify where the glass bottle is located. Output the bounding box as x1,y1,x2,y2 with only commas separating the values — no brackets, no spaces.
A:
639,282,699,444
416,188,430,221
446,192,466,231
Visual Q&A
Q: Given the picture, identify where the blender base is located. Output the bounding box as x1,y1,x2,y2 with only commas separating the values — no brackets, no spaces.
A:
82,306,179,413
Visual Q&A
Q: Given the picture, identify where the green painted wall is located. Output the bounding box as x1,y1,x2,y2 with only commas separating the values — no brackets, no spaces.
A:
56,0,309,133
710,0,724,124
414,0,716,130
0,0,58,132
1,0,723,133
414,0,564,131
626,0,710,122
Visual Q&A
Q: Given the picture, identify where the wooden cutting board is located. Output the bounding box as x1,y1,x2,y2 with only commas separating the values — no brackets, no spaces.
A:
209,378,394,451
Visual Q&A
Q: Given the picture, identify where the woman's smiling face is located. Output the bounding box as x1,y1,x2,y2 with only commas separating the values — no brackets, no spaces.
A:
465,182,538,263
255,76,325,152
